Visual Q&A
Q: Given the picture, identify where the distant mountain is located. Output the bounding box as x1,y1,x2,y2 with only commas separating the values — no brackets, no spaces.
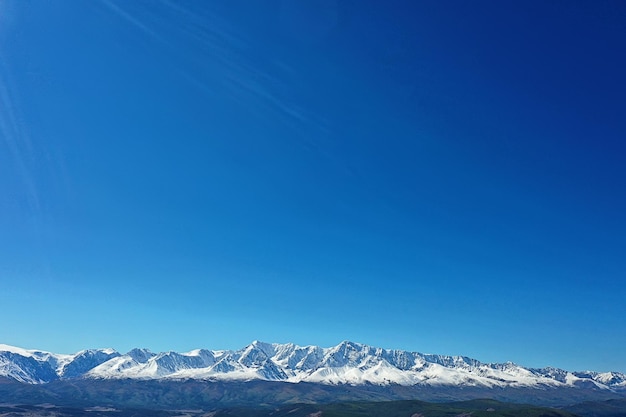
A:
2,341,625,390
1,341,625,407
0,344,119,383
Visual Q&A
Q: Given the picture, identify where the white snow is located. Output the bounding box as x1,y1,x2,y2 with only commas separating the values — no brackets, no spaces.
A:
1,341,625,393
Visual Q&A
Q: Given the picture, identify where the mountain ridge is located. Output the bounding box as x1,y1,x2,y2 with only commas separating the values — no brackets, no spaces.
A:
1,340,625,394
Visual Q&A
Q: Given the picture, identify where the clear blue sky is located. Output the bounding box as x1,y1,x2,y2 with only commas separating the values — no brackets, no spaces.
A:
1,0,625,372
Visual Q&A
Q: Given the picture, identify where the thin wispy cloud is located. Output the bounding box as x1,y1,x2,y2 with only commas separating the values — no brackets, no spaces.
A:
99,0,163,42
0,60,40,214
97,0,325,140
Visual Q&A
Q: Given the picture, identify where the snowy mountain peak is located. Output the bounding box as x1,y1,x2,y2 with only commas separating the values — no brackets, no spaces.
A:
126,348,155,363
0,344,44,357
59,348,120,378
1,341,625,393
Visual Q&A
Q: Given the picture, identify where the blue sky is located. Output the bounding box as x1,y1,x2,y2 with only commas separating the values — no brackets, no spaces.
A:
1,0,625,372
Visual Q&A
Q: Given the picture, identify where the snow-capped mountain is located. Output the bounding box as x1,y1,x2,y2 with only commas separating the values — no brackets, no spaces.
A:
1,341,625,393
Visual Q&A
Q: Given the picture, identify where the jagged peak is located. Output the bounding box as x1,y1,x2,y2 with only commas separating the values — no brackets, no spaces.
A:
244,340,276,356
126,347,153,354
74,348,119,356
126,348,155,363
2,341,625,391
335,340,365,348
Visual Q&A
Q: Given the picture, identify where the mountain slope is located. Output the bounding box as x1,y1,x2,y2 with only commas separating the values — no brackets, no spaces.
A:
1,341,625,398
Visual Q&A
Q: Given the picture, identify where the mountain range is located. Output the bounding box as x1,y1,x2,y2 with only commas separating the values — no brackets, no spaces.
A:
2,340,625,389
